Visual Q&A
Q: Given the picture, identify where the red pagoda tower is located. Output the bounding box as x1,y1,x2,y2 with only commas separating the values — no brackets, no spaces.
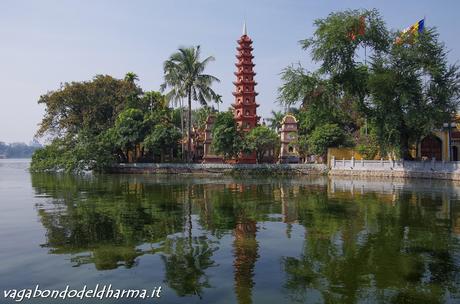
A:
232,23,260,164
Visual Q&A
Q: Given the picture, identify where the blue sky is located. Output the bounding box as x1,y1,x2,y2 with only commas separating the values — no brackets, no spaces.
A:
1,0,459,143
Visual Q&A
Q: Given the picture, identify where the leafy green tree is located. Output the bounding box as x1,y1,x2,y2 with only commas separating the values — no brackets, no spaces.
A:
277,9,388,156
113,108,147,162
279,9,460,159
134,91,167,113
211,111,243,160
355,123,379,159
368,29,460,158
243,126,280,163
302,9,389,75
36,74,142,139
306,123,351,156
161,46,220,162
144,124,181,162
31,72,183,171
277,68,356,159
32,74,146,171
192,106,216,130
30,140,66,172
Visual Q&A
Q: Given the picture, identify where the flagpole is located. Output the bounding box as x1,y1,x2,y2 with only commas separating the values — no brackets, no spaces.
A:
364,45,367,65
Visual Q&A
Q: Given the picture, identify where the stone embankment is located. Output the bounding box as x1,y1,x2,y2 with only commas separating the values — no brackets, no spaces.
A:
329,157,460,181
109,163,328,176
110,159,460,181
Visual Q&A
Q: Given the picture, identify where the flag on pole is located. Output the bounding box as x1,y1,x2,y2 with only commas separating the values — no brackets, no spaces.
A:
395,18,425,45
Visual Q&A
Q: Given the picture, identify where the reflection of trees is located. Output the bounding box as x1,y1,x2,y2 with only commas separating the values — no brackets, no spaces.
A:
32,173,460,303
195,182,272,304
160,186,219,299
282,189,460,303
161,235,218,298
195,183,278,236
32,173,185,270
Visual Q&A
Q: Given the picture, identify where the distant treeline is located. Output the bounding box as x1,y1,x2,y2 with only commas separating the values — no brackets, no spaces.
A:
0,142,41,158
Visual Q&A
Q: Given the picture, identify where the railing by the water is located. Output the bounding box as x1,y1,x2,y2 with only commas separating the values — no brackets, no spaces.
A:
331,156,460,172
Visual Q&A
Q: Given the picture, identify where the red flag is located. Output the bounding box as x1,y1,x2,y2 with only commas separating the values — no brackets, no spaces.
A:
348,15,366,41
358,16,366,36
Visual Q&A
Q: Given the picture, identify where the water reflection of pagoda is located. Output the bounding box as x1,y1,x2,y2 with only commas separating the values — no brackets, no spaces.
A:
233,217,258,304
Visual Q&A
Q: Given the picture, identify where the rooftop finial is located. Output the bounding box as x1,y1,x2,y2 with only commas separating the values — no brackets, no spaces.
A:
243,21,247,36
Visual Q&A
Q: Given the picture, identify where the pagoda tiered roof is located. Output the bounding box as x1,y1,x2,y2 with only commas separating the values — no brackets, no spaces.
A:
231,23,260,164
234,71,256,76
237,36,253,44
236,54,254,60
231,102,260,109
236,45,253,51
232,80,257,86
235,62,255,68
232,91,259,97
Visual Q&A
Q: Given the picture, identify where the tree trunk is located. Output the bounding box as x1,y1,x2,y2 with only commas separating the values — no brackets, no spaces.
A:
187,90,192,163
180,99,185,161
400,133,410,160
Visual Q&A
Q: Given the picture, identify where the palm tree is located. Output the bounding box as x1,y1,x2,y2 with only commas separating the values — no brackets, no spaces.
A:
161,46,220,162
124,72,139,83
214,94,223,112
266,110,285,131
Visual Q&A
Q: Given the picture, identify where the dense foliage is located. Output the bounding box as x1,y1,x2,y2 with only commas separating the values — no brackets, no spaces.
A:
278,9,460,159
243,126,280,163
306,123,352,156
31,74,182,172
211,111,243,160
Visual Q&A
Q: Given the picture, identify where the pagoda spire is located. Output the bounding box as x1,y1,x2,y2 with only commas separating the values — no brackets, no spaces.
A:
232,24,260,164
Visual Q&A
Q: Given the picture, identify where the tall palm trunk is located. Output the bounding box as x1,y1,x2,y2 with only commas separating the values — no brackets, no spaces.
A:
187,89,192,163
180,99,185,161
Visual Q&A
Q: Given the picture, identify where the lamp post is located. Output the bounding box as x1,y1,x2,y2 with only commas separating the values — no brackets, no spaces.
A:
443,122,456,161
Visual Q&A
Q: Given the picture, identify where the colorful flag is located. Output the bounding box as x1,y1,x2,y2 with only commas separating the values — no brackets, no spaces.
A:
396,18,425,45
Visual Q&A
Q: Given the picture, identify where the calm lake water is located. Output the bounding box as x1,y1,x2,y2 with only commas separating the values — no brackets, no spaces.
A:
1,159,460,303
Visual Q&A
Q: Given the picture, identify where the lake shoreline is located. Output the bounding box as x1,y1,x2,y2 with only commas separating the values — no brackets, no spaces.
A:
107,163,328,176
107,161,460,182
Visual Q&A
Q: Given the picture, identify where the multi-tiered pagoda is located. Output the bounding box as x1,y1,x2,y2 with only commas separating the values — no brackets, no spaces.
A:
232,23,260,164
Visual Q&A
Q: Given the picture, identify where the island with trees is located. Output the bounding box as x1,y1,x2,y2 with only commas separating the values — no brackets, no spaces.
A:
30,9,460,174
